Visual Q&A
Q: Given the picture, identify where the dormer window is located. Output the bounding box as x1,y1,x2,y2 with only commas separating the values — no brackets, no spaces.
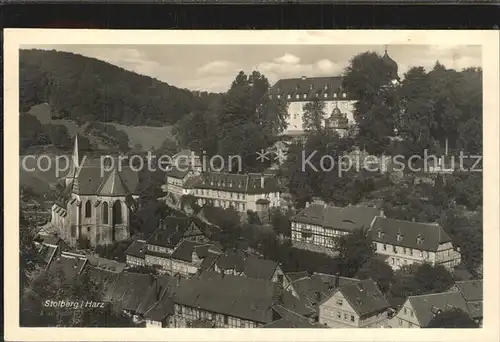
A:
342,93,347,98
277,94,281,99
324,93,328,98
377,230,382,239
417,235,423,245
333,93,337,98
324,84,328,90
296,94,300,99
303,93,307,99
287,94,291,99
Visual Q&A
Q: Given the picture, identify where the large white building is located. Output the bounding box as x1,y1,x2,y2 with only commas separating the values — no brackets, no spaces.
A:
270,49,399,136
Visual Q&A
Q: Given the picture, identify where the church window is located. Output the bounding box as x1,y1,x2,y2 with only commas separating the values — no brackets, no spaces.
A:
102,202,109,224
113,201,123,225
85,200,92,218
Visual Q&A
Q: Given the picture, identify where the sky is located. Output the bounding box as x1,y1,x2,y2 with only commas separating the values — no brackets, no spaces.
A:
23,43,481,93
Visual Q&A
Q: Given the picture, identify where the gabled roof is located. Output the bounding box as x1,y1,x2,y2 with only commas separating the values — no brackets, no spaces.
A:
173,272,312,324
98,167,130,196
292,272,360,306
407,292,469,327
334,279,390,318
263,305,317,328
371,217,452,252
171,241,209,263
453,280,483,302
47,252,88,281
292,204,382,232
243,256,279,280
147,216,206,248
110,272,156,312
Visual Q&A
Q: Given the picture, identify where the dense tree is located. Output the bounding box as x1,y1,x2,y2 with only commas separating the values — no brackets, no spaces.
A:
334,228,375,277
302,99,326,134
43,124,72,149
343,51,399,155
356,258,394,294
413,263,454,294
20,49,221,126
270,208,292,238
428,308,479,328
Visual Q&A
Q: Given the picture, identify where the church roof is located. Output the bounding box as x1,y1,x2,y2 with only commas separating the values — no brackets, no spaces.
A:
382,49,399,80
98,167,130,197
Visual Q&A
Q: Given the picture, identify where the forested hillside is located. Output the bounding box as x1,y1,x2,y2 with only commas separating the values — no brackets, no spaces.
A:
19,49,220,126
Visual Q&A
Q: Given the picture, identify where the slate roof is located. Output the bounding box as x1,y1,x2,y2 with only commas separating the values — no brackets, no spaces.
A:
270,76,353,102
334,279,390,318
290,272,360,306
215,249,247,272
263,305,317,328
173,272,313,324
371,217,452,252
89,268,120,301
453,280,483,302
292,204,382,232
124,240,147,259
407,292,470,327
64,158,140,196
192,172,279,195
171,241,208,263
97,168,130,196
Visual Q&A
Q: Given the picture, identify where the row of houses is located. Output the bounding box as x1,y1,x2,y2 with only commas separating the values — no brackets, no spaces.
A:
290,200,462,271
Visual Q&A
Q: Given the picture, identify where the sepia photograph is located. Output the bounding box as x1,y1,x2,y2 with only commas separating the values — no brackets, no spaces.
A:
4,30,499,341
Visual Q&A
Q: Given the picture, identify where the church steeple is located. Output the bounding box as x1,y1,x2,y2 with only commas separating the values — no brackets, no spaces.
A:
72,134,83,170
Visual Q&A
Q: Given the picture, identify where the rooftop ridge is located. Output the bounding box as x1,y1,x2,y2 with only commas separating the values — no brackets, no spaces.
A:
408,291,462,299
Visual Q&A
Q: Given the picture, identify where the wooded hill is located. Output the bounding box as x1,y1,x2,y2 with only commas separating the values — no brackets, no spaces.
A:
19,49,221,126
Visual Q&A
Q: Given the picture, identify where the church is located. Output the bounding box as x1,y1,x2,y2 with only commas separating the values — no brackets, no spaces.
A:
50,135,140,248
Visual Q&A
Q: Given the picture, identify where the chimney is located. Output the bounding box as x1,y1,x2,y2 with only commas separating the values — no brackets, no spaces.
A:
260,176,265,189
175,272,181,286
445,138,449,156
335,272,340,288
305,202,310,208
220,267,225,278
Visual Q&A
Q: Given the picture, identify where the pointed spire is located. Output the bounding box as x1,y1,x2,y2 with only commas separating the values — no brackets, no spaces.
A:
72,134,83,169
98,167,129,197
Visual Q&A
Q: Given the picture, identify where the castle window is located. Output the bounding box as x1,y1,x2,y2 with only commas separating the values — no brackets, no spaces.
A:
102,202,109,224
85,200,92,218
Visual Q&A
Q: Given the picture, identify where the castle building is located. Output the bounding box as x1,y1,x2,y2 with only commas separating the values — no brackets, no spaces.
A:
50,135,140,248
270,48,399,136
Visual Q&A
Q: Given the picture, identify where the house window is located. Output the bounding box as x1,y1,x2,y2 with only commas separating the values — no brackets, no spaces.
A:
342,93,347,98
404,308,407,315
399,319,403,326
403,247,407,254
296,94,300,99
350,315,355,322
102,202,109,224
336,311,341,318
324,93,328,98
85,200,92,218
410,249,413,256
409,322,413,328
410,310,414,317
224,315,228,325
336,299,343,306
393,246,397,253
383,244,387,251
334,93,337,98
344,313,348,320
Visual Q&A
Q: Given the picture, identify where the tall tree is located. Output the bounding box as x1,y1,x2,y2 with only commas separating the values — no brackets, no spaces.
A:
334,228,375,277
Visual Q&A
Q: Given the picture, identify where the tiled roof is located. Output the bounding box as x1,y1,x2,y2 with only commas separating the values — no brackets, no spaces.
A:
290,272,360,306
215,249,247,271
110,272,156,312
199,252,219,272
371,217,452,252
147,216,202,248
407,292,469,327
263,305,317,328
171,241,209,263
144,295,175,322
192,172,279,195
453,280,483,302
89,268,119,301
48,252,88,281
335,279,390,318
270,76,353,102
174,272,312,324
97,168,130,196
292,204,382,232
243,256,278,280
124,240,147,259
